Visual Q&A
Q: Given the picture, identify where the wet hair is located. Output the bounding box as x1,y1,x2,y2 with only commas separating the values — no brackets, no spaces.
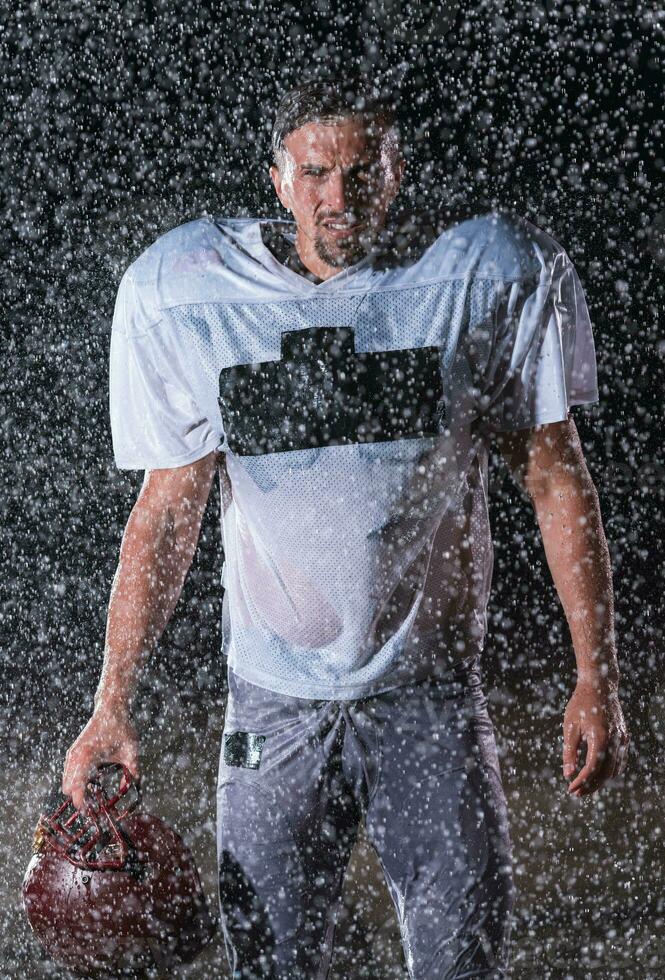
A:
271,76,401,170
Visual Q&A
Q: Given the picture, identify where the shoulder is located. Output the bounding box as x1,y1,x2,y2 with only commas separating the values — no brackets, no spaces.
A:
113,216,263,336
431,210,567,281
126,216,257,285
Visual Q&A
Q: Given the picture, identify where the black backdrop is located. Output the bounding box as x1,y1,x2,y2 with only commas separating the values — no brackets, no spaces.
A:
2,0,664,938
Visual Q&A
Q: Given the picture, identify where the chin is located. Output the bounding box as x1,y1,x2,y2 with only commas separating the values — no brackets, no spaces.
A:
315,233,371,269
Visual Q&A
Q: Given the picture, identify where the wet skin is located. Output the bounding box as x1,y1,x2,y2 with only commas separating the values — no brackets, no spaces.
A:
61,116,629,814
269,116,405,281
270,117,630,799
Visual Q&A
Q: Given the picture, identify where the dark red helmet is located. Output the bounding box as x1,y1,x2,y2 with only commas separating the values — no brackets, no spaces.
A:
22,763,215,977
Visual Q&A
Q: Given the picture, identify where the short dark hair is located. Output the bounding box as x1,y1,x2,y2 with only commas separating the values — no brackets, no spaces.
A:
271,76,401,168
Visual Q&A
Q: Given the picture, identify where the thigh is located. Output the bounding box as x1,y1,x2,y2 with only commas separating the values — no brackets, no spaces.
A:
217,668,360,980
364,670,515,979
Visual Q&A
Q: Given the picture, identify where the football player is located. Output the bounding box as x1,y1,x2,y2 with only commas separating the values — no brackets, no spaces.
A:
62,76,629,978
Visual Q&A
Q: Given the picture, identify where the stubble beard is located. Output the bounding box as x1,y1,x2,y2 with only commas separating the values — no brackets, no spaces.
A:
313,222,378,270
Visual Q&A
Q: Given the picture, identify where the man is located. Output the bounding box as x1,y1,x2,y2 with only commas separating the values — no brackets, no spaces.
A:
63,77,630,979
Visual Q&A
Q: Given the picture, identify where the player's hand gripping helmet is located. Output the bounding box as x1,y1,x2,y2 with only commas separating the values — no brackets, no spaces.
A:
22,763,215,976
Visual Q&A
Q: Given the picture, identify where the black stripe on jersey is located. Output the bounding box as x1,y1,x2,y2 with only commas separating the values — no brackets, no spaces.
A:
218,326,446,456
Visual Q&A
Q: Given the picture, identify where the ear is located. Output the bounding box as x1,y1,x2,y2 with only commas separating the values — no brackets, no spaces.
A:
388,156,405,202
270,164,292,212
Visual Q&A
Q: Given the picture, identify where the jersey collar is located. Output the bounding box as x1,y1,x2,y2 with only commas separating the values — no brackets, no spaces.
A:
250,218,376,294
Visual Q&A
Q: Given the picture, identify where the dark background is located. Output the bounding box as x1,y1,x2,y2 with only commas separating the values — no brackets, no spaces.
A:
2,2,664,977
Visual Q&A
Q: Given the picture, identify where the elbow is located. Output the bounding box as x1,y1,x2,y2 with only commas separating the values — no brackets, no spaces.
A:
124,501,177,560
527,455,600,504
528,473,603,534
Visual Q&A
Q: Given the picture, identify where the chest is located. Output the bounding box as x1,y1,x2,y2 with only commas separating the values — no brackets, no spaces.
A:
165,281,498,457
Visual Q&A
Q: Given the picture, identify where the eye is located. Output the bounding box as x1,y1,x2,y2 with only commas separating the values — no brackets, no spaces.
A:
301,168,324,177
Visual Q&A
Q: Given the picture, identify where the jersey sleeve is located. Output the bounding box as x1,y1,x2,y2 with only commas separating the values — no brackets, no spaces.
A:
109,270,223,470
478,246,599,434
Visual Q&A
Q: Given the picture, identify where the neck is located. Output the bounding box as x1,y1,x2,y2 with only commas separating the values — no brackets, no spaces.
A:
294,228,354,281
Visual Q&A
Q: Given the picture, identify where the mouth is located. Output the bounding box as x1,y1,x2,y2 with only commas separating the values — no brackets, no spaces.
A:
321,219,366,239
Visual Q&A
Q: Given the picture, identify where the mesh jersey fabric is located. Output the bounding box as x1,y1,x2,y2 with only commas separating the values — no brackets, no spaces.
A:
109,211,599,700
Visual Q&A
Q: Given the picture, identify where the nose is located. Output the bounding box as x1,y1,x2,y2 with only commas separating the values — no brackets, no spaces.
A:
325,168,350,213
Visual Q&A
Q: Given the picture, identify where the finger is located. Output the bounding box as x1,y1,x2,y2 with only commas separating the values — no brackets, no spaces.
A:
124,741,140,778
604,725,629,781
620,734,631,775
568,731,604,794
562,721,582,779
109,747,140,782
610,749,620,781
612,735,630,779
61,744,77,792
64,753,101,811
571,735,615,796
70,772,92,813
590,733,621,792
606,732,623,780
62,753,85,797
597,731,621,784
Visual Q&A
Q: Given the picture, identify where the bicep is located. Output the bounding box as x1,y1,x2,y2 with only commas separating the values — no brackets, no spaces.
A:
495,416,590,497
134,450,219,535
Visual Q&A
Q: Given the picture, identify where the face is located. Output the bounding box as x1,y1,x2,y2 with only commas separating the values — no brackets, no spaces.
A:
270,115,404,277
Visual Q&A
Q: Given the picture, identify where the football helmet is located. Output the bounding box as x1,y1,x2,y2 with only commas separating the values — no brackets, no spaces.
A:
23,763,215,976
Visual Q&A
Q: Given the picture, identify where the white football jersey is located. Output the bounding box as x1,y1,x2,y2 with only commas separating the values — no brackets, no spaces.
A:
110,212,598,699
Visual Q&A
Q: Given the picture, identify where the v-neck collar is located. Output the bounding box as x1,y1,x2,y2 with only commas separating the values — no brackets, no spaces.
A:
250,219,375,294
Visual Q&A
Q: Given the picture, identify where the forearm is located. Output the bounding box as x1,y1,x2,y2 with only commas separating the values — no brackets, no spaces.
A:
95,499,200,713
497,415,625,783
531,473,619,690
